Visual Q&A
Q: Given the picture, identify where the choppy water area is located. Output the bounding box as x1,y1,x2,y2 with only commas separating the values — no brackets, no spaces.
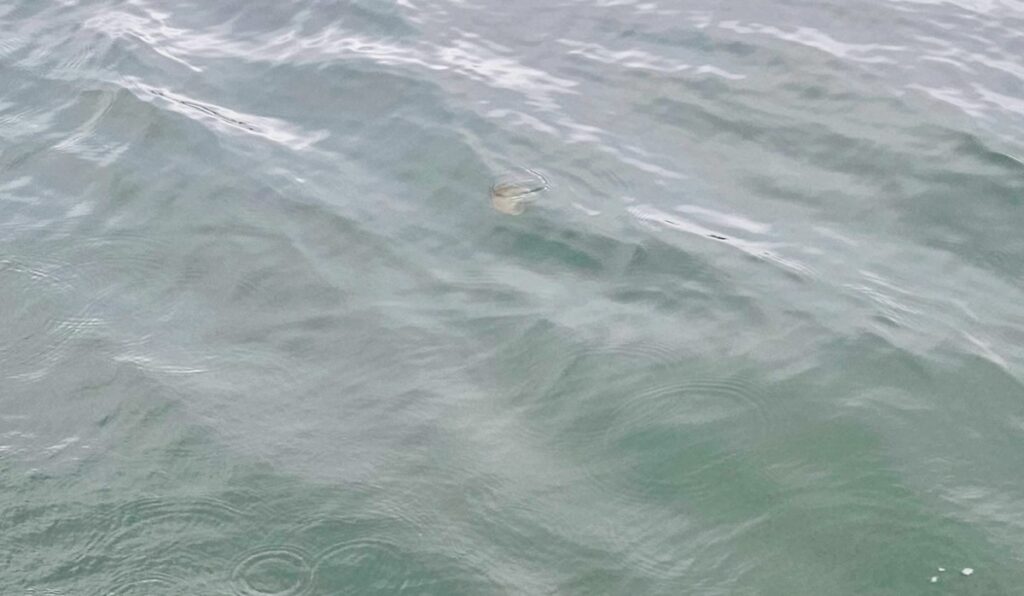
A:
3,0,1024,593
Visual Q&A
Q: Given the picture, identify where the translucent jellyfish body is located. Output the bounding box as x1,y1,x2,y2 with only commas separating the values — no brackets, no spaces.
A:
490,168,548,215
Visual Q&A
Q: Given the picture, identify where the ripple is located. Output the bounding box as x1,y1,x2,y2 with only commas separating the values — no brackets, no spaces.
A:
606,376,771,441
582,372,776,503
311,538,413,595
575,341,682,369
112,495,248,527
61,229,175,305
232,546,313,596
4,495,246,596
77,496,249,555
102,571,180,595
0,257,98,381
475,339,704,465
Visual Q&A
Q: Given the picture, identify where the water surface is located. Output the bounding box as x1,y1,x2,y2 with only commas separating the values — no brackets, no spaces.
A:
2,0,1024,594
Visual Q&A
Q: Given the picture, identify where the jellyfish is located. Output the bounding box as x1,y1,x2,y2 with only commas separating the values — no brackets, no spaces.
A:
490,168,548,215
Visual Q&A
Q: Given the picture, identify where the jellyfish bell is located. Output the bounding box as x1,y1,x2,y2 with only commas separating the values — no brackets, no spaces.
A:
490,168,548,215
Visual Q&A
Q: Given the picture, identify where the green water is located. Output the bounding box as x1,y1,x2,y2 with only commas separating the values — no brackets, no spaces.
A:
3,0,1024,594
